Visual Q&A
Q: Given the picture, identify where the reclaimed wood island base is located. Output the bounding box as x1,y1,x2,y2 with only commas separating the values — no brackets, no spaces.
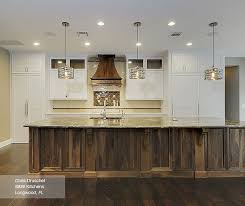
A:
27,118,245,178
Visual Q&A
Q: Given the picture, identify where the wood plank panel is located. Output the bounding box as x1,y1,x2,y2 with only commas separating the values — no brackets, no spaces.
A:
40,128,65,171
63,129,85,171
141,129,152,171
117,129,140,170
85,129,96,172
172,129,195,170
239,129,245,170
29,128,40,172
228,129,241,170
96,129,117,170
152,129,169,168
205,128,226,170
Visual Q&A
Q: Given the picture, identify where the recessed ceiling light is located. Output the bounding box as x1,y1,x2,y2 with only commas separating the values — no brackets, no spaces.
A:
33,42,40,46
128,61,132,64
186,42,193,46
136,42,142,47
168,21,176,26
84,42,90,46
57,60,63,64
97,21,105,26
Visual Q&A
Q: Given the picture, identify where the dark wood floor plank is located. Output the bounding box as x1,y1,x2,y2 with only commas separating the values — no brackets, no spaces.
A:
0,144,245,206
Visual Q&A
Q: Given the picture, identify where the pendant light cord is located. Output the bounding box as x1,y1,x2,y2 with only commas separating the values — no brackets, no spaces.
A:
65,24,67,62
212,24,215,68
136,24,139,60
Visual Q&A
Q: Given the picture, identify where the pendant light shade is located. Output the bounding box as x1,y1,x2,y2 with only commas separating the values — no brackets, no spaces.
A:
58,22,74,79
204,22,223,80
129,22,145,79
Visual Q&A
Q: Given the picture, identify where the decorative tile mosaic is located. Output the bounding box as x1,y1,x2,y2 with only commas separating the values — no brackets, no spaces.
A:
94,91,120,106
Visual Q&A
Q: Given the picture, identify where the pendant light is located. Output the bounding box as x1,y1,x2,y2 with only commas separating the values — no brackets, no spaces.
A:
204,22,223,80
58,22,74,79
129,22,145,79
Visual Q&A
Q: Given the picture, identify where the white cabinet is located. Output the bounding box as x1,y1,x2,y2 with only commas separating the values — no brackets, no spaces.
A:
171,53,198,73
49,69,87,100
126,70,163,100
11,52,44,143
171,75,199,117
125,57,164,100
169,50,225,119
12,74,29,143
12,74,43,143
49,58,88,100
12,52,43,73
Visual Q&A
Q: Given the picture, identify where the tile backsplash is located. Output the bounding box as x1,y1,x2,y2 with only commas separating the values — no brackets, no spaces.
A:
94,91,120,106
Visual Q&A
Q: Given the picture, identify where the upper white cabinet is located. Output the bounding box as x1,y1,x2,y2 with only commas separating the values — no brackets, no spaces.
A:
125,57,164,100
171,53,198,73
49,58,88,100
12,52,43,73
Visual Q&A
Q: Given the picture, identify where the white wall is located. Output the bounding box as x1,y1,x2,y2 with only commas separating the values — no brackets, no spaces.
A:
225,57,245,121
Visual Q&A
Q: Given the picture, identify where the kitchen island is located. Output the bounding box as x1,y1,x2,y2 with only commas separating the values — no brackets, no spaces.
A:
26,117,245,178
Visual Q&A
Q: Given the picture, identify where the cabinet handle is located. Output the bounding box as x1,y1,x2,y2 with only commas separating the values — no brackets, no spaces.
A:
25,101,27,117
27,101,29,117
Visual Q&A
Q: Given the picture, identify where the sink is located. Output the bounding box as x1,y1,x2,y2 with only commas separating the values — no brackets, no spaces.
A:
90,116,122,120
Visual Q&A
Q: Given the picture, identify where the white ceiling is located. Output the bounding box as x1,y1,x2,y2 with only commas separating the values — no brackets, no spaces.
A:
0,0,245,56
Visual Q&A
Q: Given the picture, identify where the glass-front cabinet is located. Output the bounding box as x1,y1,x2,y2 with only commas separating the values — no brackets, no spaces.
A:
147,59,162,69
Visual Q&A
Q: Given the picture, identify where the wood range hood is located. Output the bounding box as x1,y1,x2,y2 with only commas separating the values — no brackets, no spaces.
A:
91,55,122,87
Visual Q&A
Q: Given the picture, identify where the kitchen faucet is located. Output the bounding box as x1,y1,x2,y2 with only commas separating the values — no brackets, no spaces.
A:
101,99,107,119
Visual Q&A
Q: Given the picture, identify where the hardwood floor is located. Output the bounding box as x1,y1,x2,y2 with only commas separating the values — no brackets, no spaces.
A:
0,144,245,206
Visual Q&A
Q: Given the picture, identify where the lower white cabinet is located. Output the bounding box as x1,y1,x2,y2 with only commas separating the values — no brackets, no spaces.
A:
126,70,163,100
171,75,199,117
49,69,87,100
12,74,43,143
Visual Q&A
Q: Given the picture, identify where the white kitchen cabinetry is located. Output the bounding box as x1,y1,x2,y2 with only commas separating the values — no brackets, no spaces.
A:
171,53,198,73
12,74,43,143
49,69,87,100
12,52,43,73
49,58,87,100
171,75,199,117
169,50,225,119
11,52,45,143
125,57,164,100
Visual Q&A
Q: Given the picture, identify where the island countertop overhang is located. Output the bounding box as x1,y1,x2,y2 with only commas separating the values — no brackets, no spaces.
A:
25,117,245,128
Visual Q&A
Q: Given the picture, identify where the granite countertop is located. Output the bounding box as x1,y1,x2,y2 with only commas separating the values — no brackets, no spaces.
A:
25,117,245,128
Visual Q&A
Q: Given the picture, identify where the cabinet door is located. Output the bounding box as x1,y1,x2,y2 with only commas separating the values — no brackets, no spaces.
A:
172,128,195,170
27,53,42,73
66,70,87,99
12,53,28,73
172,54,184,73
49,70,67,99
199,78,225,118
126,71,163,100
96,129,117,170
183,54,198,73
171,53,198,73
172,75,199,117
117,129,140,170
49,69,87,100
28,74,43,122
12,74,29,143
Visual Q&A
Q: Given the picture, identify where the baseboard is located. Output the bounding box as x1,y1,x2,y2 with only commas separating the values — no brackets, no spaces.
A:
0,139,12,149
